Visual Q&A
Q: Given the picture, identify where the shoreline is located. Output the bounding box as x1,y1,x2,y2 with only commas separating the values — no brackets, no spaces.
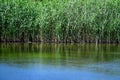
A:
0,40,119,44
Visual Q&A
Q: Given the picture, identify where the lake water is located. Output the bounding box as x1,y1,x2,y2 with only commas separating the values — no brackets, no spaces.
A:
0,43,120,80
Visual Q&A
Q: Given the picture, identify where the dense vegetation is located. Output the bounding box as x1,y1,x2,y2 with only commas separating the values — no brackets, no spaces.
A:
0,0,120,43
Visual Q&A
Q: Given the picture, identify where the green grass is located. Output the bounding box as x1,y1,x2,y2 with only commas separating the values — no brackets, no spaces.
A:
0,0,120,43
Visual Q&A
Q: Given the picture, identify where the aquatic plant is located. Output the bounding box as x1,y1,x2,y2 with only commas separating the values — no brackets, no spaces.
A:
0,0,120,43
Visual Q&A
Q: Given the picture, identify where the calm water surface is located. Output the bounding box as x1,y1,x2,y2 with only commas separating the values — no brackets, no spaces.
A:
0,43,120,80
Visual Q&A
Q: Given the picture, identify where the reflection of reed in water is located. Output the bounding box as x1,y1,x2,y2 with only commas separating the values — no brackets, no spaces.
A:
0,43,120,67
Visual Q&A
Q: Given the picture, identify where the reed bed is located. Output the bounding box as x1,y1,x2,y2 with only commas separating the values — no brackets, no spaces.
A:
0,0,120,43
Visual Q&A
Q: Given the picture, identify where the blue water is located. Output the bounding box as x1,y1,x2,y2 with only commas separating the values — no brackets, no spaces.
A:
0,43,120,80
0,60,120,80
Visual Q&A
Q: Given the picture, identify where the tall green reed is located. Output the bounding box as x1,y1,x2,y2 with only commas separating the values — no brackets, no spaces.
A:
0,0,120,43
